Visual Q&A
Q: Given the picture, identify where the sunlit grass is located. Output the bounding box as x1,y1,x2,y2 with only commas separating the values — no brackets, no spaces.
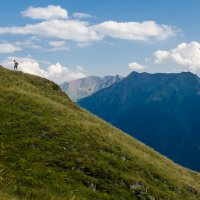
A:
0,66,200,199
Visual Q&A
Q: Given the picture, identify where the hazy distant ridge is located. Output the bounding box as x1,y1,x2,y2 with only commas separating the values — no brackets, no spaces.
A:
60,75,122,101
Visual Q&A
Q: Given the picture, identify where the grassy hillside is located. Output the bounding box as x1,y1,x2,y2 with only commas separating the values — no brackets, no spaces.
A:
0,66,200,200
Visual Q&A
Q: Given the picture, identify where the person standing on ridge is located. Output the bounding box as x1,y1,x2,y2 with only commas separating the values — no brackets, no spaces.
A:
14,60,19,71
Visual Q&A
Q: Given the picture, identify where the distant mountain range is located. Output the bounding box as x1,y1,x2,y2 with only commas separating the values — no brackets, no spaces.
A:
79,71,200,171
60,75,122,101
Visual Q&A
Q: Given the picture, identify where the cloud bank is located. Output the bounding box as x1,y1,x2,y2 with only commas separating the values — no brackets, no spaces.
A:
73,12,93,19
93,21,176,41
128,62,145,70
21,5,68,20
154,41,200,72
0,42,21,53
2,57,87,84
0,5,177,44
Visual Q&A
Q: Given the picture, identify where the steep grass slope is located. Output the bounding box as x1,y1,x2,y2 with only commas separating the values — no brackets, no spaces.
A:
0,66,200,200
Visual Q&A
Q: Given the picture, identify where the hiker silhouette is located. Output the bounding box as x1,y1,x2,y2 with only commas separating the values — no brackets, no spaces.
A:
14,60,19,71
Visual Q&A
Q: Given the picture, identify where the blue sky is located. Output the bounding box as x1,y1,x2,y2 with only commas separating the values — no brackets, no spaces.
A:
1,0,200,83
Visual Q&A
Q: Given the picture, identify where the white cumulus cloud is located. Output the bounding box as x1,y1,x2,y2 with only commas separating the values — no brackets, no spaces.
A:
0,19,102,42
21,5,68,20
73,12,93,19
2,57,87,84
47,63,86,83
0,4,177,44
0,42,21,53
154,50,170,64
2,57,47,76
153,41,200,72
93,21,176,41
47,40,69,51
128,62,145,70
